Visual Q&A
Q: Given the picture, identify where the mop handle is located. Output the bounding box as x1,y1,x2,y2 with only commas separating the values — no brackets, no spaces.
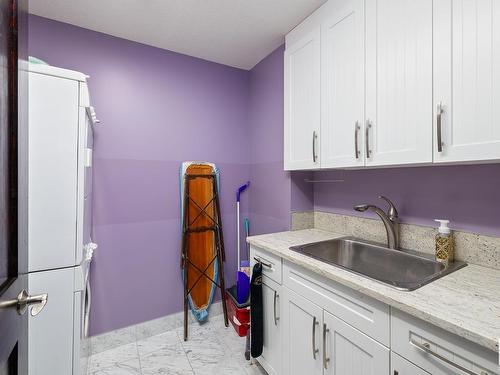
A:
237,182,250,202
237,201,240,268
236,182,250,269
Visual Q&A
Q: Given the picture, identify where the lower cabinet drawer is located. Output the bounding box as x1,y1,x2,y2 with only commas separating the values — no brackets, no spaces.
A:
391,309,499,375
391,352,430,375
251,246,283,284
283,261,390,346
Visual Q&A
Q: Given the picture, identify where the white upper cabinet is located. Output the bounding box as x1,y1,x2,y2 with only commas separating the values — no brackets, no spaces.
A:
284,27,321,170
434,0,500,163
284,0,500,170
320,0,365,168
365,0,433,166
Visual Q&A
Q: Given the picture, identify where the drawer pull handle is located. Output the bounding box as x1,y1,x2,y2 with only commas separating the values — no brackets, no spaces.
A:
312,316,319,360
273,291,279,326
253,257,273,270
409,339,485,375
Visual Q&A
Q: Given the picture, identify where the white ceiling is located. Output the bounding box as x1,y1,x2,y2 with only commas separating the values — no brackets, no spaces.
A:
29,0,327,70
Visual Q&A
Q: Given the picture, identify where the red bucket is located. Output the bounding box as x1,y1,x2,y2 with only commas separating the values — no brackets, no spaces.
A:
225,286,250,337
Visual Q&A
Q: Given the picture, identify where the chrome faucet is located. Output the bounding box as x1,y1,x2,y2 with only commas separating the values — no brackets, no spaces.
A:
354,196,400,249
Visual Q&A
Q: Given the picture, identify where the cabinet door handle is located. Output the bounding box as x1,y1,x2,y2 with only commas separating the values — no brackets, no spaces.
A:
365,120,372,158
323,323,330,369
437,102,444,152
312,131,318,163
312,316,319,359
273,291,279,326
409,339,485,375
354,121,360,159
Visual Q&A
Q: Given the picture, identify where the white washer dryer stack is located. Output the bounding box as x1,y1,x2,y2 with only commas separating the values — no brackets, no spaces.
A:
28,63,98,375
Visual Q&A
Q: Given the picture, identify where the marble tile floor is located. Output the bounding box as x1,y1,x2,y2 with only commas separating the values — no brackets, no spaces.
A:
87,317,267,375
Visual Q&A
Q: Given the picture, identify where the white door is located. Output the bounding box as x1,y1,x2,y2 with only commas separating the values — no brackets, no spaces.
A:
434,0,500,163
365,0,433,166
28,72,79,271
282,288,323,375
321,0,365,168
391,352,430,375
284,27,321,170
323,311,389,375
258,277,281,375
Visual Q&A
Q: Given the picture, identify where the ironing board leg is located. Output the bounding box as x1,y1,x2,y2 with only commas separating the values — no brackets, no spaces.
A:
183,266,188,341
218,253,229,327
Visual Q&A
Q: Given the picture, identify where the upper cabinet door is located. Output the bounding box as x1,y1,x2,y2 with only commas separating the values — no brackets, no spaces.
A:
321,0,365,168
284,27,321,170
434,0,500,163
365,0,433,166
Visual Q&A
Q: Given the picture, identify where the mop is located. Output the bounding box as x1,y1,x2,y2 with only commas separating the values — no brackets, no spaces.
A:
236,182,250,303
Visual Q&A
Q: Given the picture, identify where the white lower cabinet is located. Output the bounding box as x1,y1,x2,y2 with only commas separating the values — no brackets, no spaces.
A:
259,276,282,375
281,288,323,375
282,287,389,375
251,246,498,375
281,289,389,375
391,352,430,375
323,311,389,374
391,309,498,375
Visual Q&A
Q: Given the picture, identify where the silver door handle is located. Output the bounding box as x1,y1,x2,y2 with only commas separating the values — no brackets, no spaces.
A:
365,120,372,158
323,323,330,369
273,291,279,326
354,121,360,159
312,316,319,359
0,289,48,316
409,339,487,375
312,131,318,163
437,102,444,152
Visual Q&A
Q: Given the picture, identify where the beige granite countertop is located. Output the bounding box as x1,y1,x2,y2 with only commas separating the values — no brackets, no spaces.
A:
247,229,500,352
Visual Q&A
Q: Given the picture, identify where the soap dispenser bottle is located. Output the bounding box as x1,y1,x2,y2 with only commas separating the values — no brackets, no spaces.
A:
435,219,454,266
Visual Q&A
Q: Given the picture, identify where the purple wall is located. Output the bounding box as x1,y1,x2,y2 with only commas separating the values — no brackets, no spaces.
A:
248,46,290,235
248,46,313,236
29,14,500,338
314,165,500,237
29,16,251,335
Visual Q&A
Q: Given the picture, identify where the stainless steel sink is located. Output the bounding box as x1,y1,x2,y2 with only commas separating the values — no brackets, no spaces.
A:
289,237,466,291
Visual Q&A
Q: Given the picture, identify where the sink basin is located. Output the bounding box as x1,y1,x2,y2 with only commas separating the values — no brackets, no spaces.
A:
289,237,466,291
